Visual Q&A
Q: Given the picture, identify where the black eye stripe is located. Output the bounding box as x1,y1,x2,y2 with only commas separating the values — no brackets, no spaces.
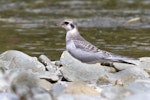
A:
64,22,69,25
70,24,75,29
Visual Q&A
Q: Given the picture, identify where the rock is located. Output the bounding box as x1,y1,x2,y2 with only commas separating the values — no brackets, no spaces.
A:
96,67,149,86
96,75,114,86
63,82,99,95
113,62,137,71
139,57,150,62
35,71,60,82
58,94,105,100
101,87,138,100
10,72,39,93
50,82,67,97
112,67,149,85
0,50,45,72
124,93,150,100
39,55,56,72
60,51,108,82
139,57,150,74
54,61,62,67
39,55,52,66
0,93,19,100
0,68,8,92
10,71,52,100
127,79,150,92
38,79,52,90
32,93,52,100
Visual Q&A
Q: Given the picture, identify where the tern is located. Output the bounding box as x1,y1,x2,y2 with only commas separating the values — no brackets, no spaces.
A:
59,19,139,65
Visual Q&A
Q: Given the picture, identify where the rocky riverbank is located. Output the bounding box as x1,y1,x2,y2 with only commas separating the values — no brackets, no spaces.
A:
0,50,150,100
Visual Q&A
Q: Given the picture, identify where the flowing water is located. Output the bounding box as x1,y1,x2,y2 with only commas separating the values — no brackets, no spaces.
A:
0,0,150,60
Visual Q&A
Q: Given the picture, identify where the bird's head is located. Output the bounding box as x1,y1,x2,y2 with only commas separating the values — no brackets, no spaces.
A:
59,19,77,31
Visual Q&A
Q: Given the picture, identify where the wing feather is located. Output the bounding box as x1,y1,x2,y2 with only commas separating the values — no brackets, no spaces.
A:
73,40,99,53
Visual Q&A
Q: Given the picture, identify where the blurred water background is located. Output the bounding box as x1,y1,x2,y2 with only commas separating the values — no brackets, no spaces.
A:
0,0,149,60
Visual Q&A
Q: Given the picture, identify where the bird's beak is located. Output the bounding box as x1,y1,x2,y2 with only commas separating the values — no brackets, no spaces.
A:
58,21,64,27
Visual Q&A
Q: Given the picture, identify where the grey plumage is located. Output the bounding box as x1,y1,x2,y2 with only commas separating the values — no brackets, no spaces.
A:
59,19,138,64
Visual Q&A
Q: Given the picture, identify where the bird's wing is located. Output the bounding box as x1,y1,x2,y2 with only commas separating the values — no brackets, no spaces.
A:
73,40,100,53
73,39,138,63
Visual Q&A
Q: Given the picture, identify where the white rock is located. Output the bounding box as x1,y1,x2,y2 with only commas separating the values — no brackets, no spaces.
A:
60,51,108,83
0,50,45,72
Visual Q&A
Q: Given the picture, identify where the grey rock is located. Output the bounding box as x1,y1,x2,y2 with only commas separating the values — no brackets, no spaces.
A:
50,82,67,97
10,71,51,100
127,79,150,92
101,87,138,100
124,93,150,100
139,57,150,62
0,50,45,72
0,93,19,100
58,94,105,100
39,55,52,66
57,94,74,100
113,62,137,71
60,51,108,82
54,61,62,67
139,57,150,74
35,71,59,82
39,55,56,71
112,67,149,85
97,67,149,86
63,82,99,95
32,93,52,100
38,79,52,91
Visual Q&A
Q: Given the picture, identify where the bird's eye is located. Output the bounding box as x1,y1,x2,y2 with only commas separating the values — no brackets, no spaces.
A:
64,22,69,25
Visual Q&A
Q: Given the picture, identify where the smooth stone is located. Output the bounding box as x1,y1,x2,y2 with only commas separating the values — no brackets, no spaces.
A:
39,55,52,66
60,51,107,82
10,72,39,92
38,79,52,90
138,57,150,74
96,75,114,86
127,79,150,92
97,67,149,86
139,57,150,62
113,62,137,71
112,67,149,85
10,71,50,99
32,93,52,100
0,60,9,70
124,93,150,100
50,82,67,97
0,93,19,100
101,87,138,100
0,68,8,92
63,82,99,95
58,94,105,100
39,55,56,72
35,71,60,82
54,61,62,67
0,50,45,72
0,78,8,92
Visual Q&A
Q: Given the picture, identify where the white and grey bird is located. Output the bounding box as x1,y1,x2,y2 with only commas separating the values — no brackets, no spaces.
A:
59,19,139,64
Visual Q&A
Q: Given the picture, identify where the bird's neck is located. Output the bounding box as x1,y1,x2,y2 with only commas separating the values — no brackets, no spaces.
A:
66,28,80,42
